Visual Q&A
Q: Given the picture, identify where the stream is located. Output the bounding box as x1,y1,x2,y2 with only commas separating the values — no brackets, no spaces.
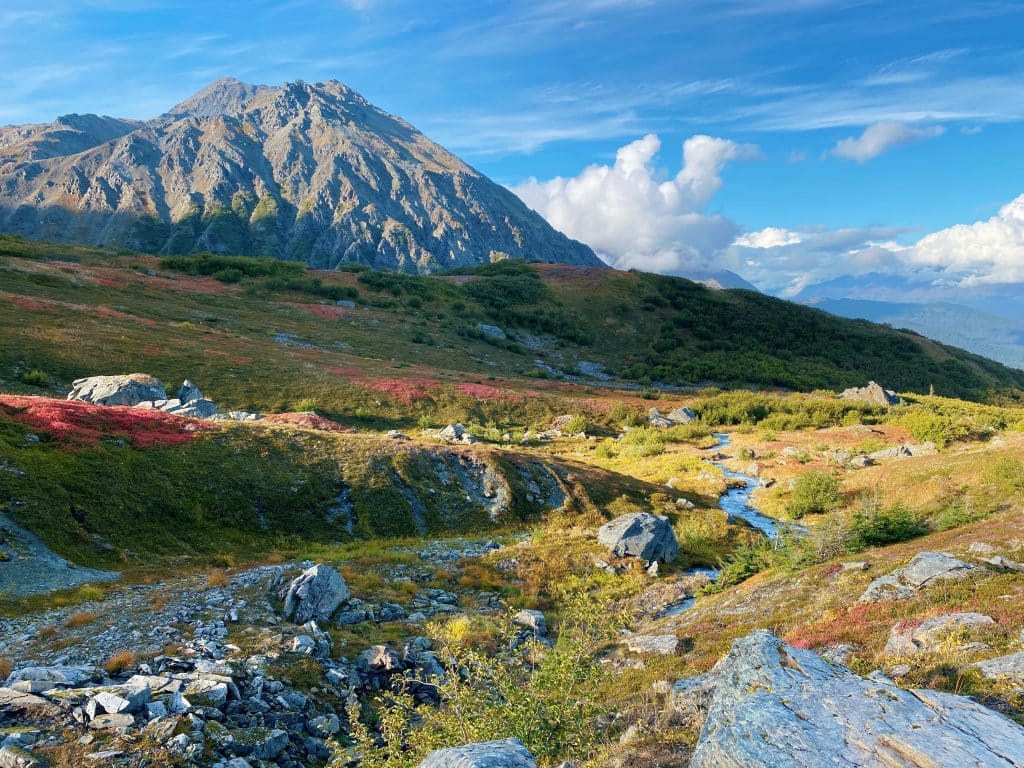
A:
660,432,782,617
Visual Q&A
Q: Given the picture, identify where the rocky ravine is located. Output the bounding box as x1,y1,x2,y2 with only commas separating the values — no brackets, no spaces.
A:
0,78,602,274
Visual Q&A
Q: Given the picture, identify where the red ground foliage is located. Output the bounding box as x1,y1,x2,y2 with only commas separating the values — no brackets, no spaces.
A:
260,412,356,433
0,396,212,448
360,377,441,404
455,382,519,402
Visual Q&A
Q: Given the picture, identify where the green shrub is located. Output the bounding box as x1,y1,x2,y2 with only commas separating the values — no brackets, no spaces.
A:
562,415,588,434
338,579,625,766
788,470,841,519
850,496,928,548
293,397,318,413
20,369,50,388
620,427,665,457
984,456,1024,494
212,267,243,283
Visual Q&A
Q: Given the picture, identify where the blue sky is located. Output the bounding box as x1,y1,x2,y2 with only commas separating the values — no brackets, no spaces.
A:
2,0,1024,301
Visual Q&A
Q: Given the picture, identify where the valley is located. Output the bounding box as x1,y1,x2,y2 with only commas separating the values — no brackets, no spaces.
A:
2,240,1024,767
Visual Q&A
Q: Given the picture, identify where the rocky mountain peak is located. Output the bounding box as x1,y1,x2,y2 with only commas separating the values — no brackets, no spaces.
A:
165,76,269,119
0,78,601,273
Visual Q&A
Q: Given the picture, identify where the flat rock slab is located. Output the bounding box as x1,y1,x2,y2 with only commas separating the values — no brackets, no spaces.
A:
974,652,1024,683
417,738,537,768
884,612,997,657
624,634,679,655
684,630,1024,767
859,552,977,603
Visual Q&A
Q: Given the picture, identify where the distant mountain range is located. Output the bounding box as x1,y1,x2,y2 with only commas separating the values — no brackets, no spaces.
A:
807,297,1024,371
0,78,600,273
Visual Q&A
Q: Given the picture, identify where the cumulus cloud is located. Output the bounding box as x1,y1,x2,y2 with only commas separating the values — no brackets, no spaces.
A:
512,133,759,274
908,194,1024,286
830,121,945,162
734,227,802,248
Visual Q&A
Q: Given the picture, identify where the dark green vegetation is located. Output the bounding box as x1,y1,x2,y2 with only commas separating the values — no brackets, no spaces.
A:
1,235,1022,409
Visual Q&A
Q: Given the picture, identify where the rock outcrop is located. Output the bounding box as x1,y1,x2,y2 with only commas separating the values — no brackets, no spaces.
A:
281,564,350,624
0,78,602,274
417,738,537,768
648,407,696,428
884,612,996,657
838,381,900,407
678,630,1024,767
597,512,679,564
859,552,978,603
67,374,166,406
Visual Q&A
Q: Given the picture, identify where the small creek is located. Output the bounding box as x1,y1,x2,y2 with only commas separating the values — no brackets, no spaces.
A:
660,432,783,617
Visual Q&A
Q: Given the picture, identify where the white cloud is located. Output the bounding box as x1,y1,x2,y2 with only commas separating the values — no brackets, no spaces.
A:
734,227,801,248
829,121,945,162
908,194,1024,286
512,133,758,274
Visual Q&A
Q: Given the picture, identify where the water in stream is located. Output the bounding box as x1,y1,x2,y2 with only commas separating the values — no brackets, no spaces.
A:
660,432,783,617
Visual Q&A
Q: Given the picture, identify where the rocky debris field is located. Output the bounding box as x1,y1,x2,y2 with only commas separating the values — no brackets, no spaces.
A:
0,536,518,768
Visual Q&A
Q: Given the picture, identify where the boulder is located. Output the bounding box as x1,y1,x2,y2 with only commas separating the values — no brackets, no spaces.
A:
974,652,1024,683
475,323,507,341
512,609,547,636
0,746,47,768
176,379,203,403
67,374,166,406
417,738,537,768
165,398,219,418
684,630,1024,767
647,408,674,428
838,381,900,407
439,423,477,445
597,512,679,564
859,552,978,603
281,564,350,623
4,665,96,688
666,406,696,424
884,613,997,657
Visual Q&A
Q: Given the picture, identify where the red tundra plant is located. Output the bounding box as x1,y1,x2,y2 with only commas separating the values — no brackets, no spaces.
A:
260,412,355,433
0,396,212,448
361,377,440,405
455,382,519,402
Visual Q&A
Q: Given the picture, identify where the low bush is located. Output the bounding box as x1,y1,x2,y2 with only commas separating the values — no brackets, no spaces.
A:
788,471,841,519
850,495,928,548
103,650,137,675
20,368,50,388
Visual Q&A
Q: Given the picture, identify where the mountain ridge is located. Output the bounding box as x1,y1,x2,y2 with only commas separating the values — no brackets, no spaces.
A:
0,78,601,274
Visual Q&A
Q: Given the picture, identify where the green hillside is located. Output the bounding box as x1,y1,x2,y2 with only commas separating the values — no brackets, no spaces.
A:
1,235,1020,408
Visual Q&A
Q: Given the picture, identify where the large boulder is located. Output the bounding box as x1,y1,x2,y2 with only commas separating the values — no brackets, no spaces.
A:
439,423,477,445
859,552,978,603
281,564,350,623
838,381,900,407
417,738,537,768
67,374,166,406
679,630,1024,768
597,512,679,564
884,612,996,657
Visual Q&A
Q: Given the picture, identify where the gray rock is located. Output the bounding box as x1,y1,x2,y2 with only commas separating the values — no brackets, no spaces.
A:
624,634,679,655
0,746,47,768
4,665,96,688
512,609,547,637
475,323,507,340
307,714,340,738
439,423,477,445
281,564,350,623
884,612,997,657
838,381,900,407
859,552,977,603
67,374,166,406
974,652,1024,682
983,556,1024,573
166,398,219,418
88,713,135,730
417,738,537,768
177,379,203,403
597,512,679,564
689,630,1024,767
666,406,696,424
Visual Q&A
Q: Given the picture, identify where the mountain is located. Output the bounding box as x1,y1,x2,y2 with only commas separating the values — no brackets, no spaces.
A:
0,78,601,274
810,298,1024,371
680,268,758,291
